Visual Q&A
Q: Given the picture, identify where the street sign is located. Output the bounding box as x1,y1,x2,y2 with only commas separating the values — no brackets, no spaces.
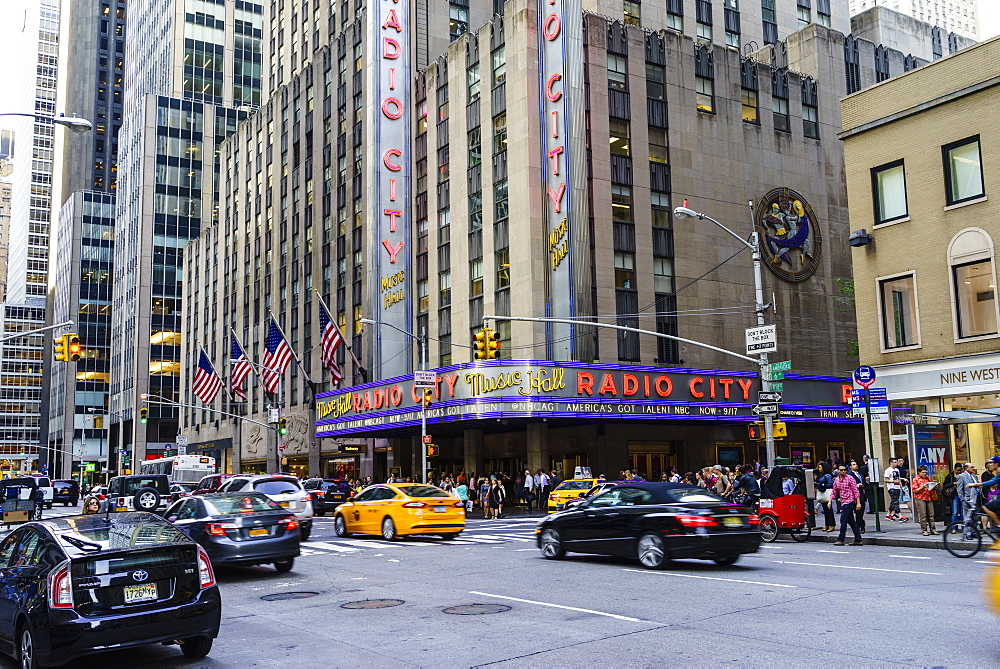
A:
177,445,187,456
421,434,432,444
120,449,128,456
745,325,777,354
767,369,785,381
752,403,779,416
851,387,889,421
176,435,189,446
268,408,280,423
758,391,782,403
84,463,96,472
770,360,792,371
854,365,876,389
770,382,783,391
278,444,286,452
413,370,436,388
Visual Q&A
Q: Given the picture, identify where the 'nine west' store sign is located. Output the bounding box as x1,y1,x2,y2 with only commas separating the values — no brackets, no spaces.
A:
315,361,856,437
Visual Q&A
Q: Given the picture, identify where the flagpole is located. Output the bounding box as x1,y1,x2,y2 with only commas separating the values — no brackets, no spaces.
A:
314,290,368,382
226,329,249,475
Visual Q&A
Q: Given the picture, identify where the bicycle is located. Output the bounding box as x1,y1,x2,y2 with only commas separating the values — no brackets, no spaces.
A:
943,507,1000,558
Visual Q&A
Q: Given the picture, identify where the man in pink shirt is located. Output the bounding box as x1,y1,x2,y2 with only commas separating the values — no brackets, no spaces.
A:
831,464,863,546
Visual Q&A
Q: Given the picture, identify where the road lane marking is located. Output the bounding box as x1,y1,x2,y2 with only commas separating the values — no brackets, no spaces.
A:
308,542,360,553
888,554,932,560
773,560,942,575
515,548,536,552
817,550,850,554
623,568,796,588
469,591,655,623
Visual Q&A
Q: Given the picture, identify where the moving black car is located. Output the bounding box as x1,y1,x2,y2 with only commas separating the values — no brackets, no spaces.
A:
302,478,354,516
0,512,221,667
164,492,301,572
535,482,761,568
52,480,80,507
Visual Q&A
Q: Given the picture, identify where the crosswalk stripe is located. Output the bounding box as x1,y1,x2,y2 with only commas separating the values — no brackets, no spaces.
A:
307,541,360,553
464,534,533,541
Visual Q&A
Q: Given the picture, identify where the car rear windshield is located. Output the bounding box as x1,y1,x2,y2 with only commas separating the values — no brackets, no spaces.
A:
401,485,450,498
204,494,284,515
555,480,592,491
666,488,727,503
252,478,302,495
324,481,351,491
122,478,166,494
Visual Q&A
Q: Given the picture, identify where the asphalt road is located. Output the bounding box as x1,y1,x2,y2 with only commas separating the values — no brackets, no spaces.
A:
4,510,998,667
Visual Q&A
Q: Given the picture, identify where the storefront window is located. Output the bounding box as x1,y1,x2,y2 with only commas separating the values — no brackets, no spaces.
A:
715,442,744,469
953,259,997,338
789,443,814,466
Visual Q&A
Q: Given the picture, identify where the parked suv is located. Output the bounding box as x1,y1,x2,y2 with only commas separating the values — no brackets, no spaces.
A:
302,478,354,516
53,479,81,506
219,475,313,540
106,474,172,513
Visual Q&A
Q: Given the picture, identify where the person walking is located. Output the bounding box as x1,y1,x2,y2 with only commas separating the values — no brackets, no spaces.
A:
831,464,863,546
534,469,550,511
943,463,964,525
884,457,907,521
456,481,471,513
848,460,867,533
816,463,836,532
487,479,506,520
522,469,535,508
479,478,491,516
911,466,939,536
956,462,980,528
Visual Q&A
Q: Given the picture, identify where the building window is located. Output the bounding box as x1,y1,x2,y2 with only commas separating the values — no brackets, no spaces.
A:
954,260,998,338
817,0,831,26
624,0,640,26
696,0,712,40
666,0,683,31
878,274,918,349
648,127,668,163
741,88,758,123
467,63,480,100
943,136,984,206
653,257,674,293
646,62,666,100
468,128,481,166
437,84,449,122
470,258,483,297
439,270,451,305
438,145,449,182
492,45,506,85
449,3,468,41
469,191,483,229
871,160,908,225
762,0,777,44
695,45,714,113
796,0,810,27
724,0,741,48
495,248,510,288
493,113,507,154
772,95,789,132
607,54,627,90
614,252,635,289
651,190,672,228
439,334,452,366
802,103,818,138
609,119,630,156
612,185,632,224
418,279,429,311
494,179,508,221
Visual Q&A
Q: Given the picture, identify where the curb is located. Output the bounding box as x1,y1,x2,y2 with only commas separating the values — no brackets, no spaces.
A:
803,531,947,550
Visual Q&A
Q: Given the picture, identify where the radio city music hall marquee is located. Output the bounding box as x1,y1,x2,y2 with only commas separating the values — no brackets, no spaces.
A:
315,361,858,436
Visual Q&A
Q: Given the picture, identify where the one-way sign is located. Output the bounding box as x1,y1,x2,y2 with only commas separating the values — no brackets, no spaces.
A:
758,391,782,403
752,403,779,416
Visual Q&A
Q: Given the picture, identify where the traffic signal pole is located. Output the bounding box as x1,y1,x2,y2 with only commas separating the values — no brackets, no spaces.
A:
0,320,74,345
420,326,428,484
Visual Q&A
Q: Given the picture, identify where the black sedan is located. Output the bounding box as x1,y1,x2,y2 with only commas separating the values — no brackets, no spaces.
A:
164,492,301,572
535,483,761,568
0,512,220,667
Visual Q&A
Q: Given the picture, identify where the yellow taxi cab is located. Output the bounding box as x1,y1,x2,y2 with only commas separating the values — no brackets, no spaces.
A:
548,479,601,513
333,483,466,540
985,539,1000,616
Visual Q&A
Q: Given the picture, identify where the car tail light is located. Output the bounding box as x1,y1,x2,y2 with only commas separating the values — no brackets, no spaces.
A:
676,514,719,527
98,494,106,500
454,501,465,508
48,561,73,609
279,517,300,531
748,514,760,525
197,546,216,589
549,494,557,501
302,493,312,502
117,497,126,507
315,491,325,497
206,522,238,536
402,501,426,508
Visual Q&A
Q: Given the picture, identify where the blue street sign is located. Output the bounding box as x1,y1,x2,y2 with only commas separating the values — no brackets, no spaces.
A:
854,365,876,388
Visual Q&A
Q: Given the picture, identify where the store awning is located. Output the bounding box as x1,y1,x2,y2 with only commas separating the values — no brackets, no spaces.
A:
915,408,1000,424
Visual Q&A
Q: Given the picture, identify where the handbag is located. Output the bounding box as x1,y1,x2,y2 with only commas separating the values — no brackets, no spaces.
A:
816,489,832,504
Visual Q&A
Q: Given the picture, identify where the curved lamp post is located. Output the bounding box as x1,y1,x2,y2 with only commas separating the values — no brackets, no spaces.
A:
0,112,93,133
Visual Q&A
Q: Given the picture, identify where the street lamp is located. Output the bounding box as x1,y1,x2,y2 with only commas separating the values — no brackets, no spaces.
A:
0,112,93,133
673,201,777,468
360,318,429,482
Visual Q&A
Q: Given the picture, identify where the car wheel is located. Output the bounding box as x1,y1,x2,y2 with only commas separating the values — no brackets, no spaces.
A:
789,525,811,542
439,533,458,540
637,532,669,570
64,502,70,507
133,487,161,512
334,515,351,537
382,517,398,541
539,528,566,559
315,509,326,517
180,635,213,659
300,523,312,541
45,503,52,509
713,554,740,566
19,624,36,669
759,515,779,543
274,558,294,573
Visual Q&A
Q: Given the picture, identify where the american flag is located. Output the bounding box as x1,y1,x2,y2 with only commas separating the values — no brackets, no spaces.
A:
192,350,222,404
261,318,293,393
318,302,344,384
230,335,252,400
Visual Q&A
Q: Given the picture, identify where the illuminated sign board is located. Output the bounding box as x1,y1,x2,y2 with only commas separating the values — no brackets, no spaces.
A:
314,361,857,436
366,0,412,378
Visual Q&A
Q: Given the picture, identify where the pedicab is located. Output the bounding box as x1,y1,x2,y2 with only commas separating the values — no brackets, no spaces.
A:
756,465,813,542
0,477,39,527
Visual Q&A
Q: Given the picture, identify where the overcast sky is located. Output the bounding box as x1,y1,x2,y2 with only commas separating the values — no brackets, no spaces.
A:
981,1,1000,38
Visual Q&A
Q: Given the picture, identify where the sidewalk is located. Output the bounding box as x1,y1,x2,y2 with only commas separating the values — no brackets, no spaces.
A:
803,510,952,550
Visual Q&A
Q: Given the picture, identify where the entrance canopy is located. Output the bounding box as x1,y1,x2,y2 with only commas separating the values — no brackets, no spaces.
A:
914,408,1000,424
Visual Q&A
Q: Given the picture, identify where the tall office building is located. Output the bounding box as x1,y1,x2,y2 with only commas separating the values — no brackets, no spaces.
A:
109,0,261,469
0,305,46,472
0,182,11,304
850,0,978,41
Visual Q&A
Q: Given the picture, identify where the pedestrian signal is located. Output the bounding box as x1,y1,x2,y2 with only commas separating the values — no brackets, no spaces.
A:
426,445,439,456
747,422,764,441
773,421,787,439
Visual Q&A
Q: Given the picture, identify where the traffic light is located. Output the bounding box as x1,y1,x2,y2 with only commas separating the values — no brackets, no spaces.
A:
54,334,68,362
67,334,82,362
426,444,439,456
484,330,501,360
422,389,433,408
139,407,148,424
747,422,764,441
773,421,787,439
473,329,488,360
278,417,288,435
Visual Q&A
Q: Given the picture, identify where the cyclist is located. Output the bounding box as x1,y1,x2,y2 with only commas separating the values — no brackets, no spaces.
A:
732,465,761,511
968,457,1000,526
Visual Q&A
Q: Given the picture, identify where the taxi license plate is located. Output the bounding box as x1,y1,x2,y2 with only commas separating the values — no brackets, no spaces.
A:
434,506,447,513
722,517,743,527
123,583,158,604
249,528,268,537
279,502,290,508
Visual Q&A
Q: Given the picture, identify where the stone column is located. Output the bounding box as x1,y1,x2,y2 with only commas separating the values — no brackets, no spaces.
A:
464,429,484,478
527,422,549,475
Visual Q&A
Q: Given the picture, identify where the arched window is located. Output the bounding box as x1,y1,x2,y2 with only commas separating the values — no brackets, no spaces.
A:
949,228,998,340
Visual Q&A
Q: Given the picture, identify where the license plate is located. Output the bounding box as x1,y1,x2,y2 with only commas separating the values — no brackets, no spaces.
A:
279,502,290,508
123,583,158,604
116,507,127,512
434,506,447,513
249,527,268,537
722,517,743,527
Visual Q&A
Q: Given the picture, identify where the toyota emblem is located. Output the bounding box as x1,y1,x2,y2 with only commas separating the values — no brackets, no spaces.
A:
132,570,149,582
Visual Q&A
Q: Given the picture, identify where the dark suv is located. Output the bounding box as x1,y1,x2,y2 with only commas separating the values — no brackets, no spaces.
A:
302,478,354,516
0,512,221,666
106,475,171,513
53,480,81,506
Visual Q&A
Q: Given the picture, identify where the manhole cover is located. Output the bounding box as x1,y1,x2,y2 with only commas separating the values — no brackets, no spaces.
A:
341,599,405,609
443,604,511,615
260,591,320,601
